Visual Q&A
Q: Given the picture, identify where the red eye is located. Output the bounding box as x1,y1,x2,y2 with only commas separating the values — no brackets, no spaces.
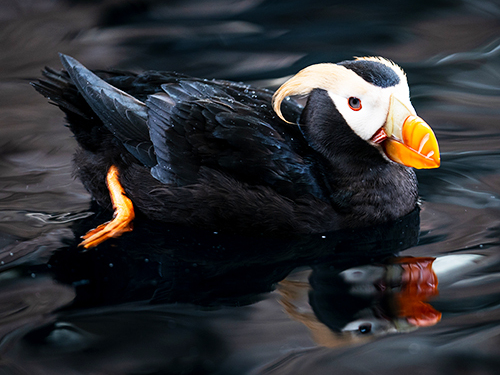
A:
348,97,362,111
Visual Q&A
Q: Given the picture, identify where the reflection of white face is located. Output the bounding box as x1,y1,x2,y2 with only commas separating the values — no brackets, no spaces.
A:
339,266,402,336
342,317,398,336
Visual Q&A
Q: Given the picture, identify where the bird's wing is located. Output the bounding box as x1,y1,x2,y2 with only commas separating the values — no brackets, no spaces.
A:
59,54,157,167
55,55,323,198
146,79,321,198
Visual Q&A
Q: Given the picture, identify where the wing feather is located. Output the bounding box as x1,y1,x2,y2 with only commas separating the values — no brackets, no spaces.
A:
59,54,157,166
146,81,321,199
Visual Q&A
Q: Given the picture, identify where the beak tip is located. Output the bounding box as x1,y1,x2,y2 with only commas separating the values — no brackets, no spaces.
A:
383,115,440,170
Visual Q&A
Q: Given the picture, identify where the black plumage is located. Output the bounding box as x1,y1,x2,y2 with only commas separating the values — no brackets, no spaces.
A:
32,55,419,241
338,59,400,88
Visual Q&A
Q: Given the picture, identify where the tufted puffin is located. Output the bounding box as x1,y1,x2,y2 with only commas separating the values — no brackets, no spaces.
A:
32,54,439,248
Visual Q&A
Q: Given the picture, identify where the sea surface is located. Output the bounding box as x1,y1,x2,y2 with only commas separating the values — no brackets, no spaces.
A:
0,0,500,374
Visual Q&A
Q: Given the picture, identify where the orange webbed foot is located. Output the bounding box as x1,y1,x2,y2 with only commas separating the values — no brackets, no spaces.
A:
79,165,135,249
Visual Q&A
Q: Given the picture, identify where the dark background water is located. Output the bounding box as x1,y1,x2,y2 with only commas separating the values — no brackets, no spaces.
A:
1,0,500,374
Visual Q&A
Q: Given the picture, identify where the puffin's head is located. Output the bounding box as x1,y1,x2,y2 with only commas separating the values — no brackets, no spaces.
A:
273,57,440,169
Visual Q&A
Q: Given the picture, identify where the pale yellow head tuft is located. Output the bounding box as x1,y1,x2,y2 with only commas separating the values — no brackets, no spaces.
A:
272,57,407,124
272,63,350,124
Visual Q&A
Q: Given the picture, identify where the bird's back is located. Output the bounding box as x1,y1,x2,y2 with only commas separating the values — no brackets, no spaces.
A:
33,63,334,202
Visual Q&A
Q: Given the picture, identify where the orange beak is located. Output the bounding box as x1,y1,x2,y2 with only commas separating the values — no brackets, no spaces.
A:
375,95,440,169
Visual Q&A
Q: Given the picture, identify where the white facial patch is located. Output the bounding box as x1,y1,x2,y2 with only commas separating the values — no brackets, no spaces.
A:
327,88,388,140
327,79,413,141
272,58,415,142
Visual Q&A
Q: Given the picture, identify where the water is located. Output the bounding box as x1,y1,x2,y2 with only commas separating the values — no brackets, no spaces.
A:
1,0,500,373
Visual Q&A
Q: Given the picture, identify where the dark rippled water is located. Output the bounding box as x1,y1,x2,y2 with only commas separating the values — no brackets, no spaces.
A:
1,0,500,374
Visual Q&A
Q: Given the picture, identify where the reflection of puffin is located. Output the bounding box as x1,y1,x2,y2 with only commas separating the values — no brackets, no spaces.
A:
278,257,441,348
33,55,439,248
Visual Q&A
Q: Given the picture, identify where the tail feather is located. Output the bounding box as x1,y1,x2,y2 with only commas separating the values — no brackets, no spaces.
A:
59,54,149,144
32,56,157,166
31,67,89,119
32,66,116,153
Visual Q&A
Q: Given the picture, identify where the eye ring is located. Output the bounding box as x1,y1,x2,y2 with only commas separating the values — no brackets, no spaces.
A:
348,97,362,111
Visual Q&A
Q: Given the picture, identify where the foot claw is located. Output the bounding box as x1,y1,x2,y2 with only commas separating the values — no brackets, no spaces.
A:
79,219,133,248
81,222,109,239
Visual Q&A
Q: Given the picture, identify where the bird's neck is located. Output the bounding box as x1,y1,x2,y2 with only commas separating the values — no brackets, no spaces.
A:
298,89,418,220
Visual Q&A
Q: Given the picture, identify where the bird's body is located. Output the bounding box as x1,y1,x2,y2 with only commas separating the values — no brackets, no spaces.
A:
33,55,438,247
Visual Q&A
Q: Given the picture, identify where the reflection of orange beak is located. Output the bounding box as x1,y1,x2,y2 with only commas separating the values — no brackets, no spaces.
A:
373,95,440,169
394,257,442,327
